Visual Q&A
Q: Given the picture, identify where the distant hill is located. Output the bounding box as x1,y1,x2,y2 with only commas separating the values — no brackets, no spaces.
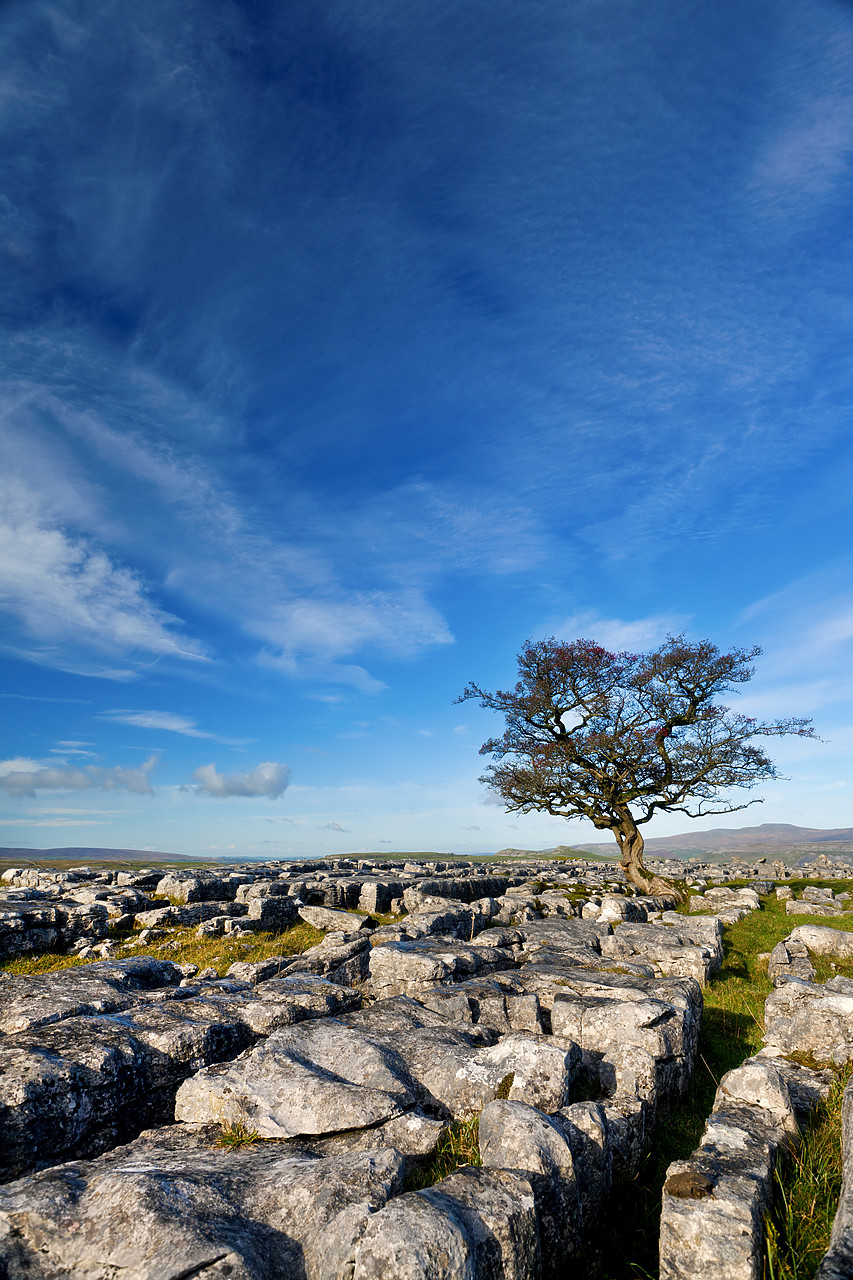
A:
0,846,201,864
574,823,853,855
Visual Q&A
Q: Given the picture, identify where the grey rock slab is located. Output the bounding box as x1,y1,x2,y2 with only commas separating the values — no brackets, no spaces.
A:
786,900,849,917
713,1058,799,1137
479,1099,581,1272
233,975,360,1034
767,938,816,983
353,1166,539,1280
599,1093,649,1180
0,995,262,1179
245,896,298,930
788,924,853,959
416,974,545,1034
0,1125,405,1280
658,1053,824,1280
226,955,296,983
405,875,514,904
357,879,404,914
597,893,648,924
403,905,486,940
659,1104,788,1280
352,1016,575,1118
298,904,372,932
549,978,700,1103
285,932,373,987
764,977,853,1063
556,1101,612,1230
367,938,512,999
620,917,723,976
346,993,476,1036
174,1018,415,1137
0,956,182,1034
295,1110,447,1165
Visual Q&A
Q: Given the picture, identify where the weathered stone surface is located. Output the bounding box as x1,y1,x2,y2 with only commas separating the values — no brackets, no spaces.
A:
549,975,701,1104
228,975,360,1034
353,1166,539,1280
0,1125,405,1280
0,987,338,1178
298,903,372,932
245,895,298,930
764,976,853,1063
786,899,849,917
286,932,372,986
659,1055,831,1280
480,1099,581,1272
175,1017,415,1136
416,973,545,1034
367,938,511,999
660,1106,782,1280
0,956,182,1034
767,938,816,982
788,924,853,959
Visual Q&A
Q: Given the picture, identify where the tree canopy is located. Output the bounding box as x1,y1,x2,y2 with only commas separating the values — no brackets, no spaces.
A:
457,635,815,896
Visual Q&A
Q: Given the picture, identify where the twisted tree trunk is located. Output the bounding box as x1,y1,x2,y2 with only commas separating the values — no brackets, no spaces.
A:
615,821,684,902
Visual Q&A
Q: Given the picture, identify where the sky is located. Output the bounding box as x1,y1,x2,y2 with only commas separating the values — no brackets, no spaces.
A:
2,0,853,859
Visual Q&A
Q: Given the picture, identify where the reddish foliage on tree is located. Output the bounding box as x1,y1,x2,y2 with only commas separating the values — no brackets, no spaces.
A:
456,635,815,898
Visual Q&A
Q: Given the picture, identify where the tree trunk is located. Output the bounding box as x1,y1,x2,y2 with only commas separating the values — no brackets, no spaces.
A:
615,824,684,903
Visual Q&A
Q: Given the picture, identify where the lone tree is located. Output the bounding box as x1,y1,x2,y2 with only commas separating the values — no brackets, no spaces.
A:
457,635,814,899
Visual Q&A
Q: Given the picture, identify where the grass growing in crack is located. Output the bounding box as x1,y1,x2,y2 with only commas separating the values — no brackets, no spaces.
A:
405,1115,482,1191
764,1064,852,1280
215,1120,262,1150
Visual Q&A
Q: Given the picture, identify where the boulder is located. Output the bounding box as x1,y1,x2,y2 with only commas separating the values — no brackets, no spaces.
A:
298,904,372,933
353,1166,539,1280
764,977,853,1063
174,1018,415,1137
479,1099,581,1271
0,1125,405,1280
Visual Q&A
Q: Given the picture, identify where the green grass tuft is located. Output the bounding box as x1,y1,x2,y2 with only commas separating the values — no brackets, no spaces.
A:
406,1114,482,1190
764,1064,852,1280
215,1120,261,1150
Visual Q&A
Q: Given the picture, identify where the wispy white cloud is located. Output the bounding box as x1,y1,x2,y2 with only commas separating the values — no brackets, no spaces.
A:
548,610,688,653
359,480,547,577
49,742,97,758
0,479,207,672
249,590,453,668
0,693,93,703
191,761,290,799
101,709,213,738
321,821,350,832
0,817,109,827
0,754,157,797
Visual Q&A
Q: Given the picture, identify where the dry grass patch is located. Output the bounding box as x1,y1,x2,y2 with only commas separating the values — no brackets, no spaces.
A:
0,920,325,978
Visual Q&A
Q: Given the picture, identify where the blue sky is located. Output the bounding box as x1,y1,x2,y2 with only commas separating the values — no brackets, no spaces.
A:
2,0,853,858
